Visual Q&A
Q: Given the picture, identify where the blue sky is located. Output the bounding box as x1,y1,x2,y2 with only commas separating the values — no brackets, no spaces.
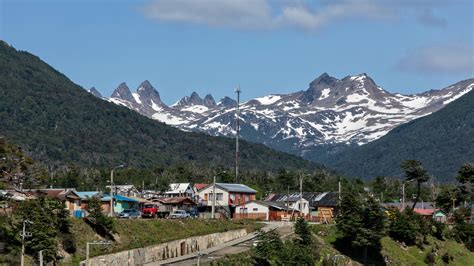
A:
1,0,473,104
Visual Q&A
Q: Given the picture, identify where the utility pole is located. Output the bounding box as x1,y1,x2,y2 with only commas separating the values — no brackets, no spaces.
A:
286,186,289,221
402,182,405,211
20,219,33,266
338,181,341,203
235,86,241,182
299,174,303,218
211,175,216,219
110,164,124,217
39,250,44,266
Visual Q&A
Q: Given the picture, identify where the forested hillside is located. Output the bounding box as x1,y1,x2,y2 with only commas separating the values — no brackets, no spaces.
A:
318,88,474,181
0,41,318,173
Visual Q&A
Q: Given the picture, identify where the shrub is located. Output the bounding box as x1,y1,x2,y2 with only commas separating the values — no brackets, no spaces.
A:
388,209,427,246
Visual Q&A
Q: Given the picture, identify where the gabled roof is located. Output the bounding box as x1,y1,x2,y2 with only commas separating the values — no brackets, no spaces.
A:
194,183,208,191
76,191,101,200
237,200,290,210
165,183,192,194
265,192,338,207
383,202,435,210
201,183,257,193
414,208,435,216
25,189,81,200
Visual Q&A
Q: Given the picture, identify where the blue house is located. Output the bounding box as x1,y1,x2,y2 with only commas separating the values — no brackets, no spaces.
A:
101,194,139,214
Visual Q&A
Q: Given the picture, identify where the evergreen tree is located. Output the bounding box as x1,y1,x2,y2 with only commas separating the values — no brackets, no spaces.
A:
294,217,312,245
401,160,430,211
86,197,115,236
336,190,386,264
457,163,473,223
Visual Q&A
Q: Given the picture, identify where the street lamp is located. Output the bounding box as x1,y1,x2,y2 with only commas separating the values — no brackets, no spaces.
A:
20,219,33,266
85,240,112,265
110,164,124,217
211,171,226,219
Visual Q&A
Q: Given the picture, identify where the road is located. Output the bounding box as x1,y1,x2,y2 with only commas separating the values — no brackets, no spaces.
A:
147,222,293,266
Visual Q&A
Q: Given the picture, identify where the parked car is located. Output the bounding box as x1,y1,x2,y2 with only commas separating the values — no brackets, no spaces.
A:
186,208,199,218
118,209,141,219
142,203,159,218
169,210,190,219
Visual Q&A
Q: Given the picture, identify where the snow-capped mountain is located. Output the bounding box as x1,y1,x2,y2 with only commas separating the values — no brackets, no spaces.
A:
99,73,474,157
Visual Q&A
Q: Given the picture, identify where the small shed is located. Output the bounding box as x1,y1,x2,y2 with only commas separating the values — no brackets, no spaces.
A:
433,210,447,223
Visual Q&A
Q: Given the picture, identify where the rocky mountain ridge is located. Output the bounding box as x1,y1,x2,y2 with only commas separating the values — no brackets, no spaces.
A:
90,73,474,157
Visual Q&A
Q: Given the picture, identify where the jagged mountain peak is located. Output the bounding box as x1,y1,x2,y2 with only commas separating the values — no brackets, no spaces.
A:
218,96,237,107
88,87,103,98
137,80,153,92
189,91,202,102
136,80,163,107
203,94,216,106
111,82,133,101
310,73,338,86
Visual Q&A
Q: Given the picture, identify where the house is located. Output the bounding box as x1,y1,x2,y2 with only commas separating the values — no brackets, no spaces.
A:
265,192,338,222
193,183,208,201
100,194,139,214
383,202,435,210
433,210,447,223
197,183,257,218
234,200,300,221
152,197,196,214
105,185,140,197
264,193,311,217
141,190,162,200
165,183,194,198
25,189,82,213
76,191,102,211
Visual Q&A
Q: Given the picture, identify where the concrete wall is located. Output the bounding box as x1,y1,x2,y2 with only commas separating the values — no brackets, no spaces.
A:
83,228,247,265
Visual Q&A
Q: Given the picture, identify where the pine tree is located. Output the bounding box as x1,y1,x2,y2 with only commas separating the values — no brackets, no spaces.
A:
401,160,430,211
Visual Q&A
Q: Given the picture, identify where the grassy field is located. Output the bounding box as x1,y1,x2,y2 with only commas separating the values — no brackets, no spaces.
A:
67,218,261,264
311,224,474,266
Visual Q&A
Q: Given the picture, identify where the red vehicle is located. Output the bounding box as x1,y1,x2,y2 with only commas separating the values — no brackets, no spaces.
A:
142,203,159,218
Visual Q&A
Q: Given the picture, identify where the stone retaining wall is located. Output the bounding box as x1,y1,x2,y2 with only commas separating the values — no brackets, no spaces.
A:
83,228,248,265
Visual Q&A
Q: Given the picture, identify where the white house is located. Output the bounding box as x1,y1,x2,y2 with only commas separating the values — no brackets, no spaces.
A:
165,183,194,198
105,185,140,197
234,201,270,220
264,193,310,217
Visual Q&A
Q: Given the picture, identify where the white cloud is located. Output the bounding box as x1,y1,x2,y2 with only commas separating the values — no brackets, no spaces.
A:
141,0,274,29
140,0,461,31
397,43,474,74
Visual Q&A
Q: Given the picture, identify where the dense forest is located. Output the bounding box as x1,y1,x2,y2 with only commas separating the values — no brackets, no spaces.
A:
314,88,474,181
0,41,320,175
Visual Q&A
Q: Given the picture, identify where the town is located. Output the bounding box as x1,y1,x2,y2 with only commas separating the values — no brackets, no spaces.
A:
1,182,450,224
1,1,473,265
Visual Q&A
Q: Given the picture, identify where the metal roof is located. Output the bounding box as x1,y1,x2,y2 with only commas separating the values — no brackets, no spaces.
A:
76,191,101,199
101,194,138,202
215,183,257,193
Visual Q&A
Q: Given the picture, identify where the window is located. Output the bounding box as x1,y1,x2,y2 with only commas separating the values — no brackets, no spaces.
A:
253,208,258,211
209,193,223,201
245,195,250,201
230,194,235,201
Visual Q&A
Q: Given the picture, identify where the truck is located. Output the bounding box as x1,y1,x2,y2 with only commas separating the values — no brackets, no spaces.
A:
141,203,159,218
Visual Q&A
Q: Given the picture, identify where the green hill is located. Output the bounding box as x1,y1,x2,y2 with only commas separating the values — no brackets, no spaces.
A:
317,87,474,181
0,41,318,172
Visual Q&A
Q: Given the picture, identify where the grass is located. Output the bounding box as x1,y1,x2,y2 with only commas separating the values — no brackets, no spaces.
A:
67,218,261,265
311,224,474,266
